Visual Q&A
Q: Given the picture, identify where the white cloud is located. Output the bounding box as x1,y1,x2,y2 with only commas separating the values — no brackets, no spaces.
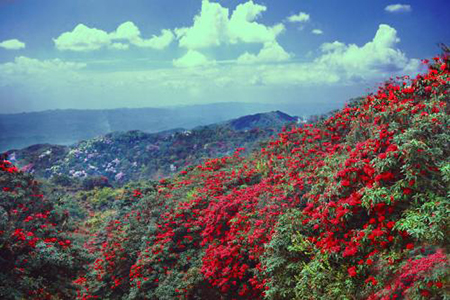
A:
178,0,229,49
111,22,174,50
174,1,288,67
0,56,86,75
237,41,291,64
110,42,129,50
54,24,111,51
1,23,423,110
385,4,412,13
133,29,174,50
315,24,420,81
0,56,86,88
287,12,310,23
110,21,141,41
228,1,284,44
176,0,285,49
0,39,26,50
173,50,216,68
312,29,323,35
255,63,340,86
54,22,174,51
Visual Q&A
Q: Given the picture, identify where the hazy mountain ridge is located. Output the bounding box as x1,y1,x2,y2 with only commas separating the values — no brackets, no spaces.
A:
0,102,315,152
6,111,300,184
221,110,299,131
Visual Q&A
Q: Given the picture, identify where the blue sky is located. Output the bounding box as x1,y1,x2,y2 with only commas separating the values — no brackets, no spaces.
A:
0,0,449,114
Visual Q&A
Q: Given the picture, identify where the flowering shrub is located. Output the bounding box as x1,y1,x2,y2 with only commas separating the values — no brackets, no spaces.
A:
261,53,450,299
11,50,449,299
75,51,449,300
0,154,88,299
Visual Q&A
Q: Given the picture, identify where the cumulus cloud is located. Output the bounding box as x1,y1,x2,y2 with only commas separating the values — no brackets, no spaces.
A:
176,0,285,49
54,24,110,51
287,12,310,23
0,56,86,75
177,1,229,49
1,22,423,112
0,56,86,89
110,21,141,41
110,22,174,50
315,24,420,81
222,24,421,86
54,22,174,51
0,39,26,50
173,50,216,68
312,29,323,35
133,29,174,49
385,4,412,13
110,42,129,50
175,0,288,65
237,41,291,64
228,1,284,44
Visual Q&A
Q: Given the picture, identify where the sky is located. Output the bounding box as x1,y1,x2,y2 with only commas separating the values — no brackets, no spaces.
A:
0,0,449,114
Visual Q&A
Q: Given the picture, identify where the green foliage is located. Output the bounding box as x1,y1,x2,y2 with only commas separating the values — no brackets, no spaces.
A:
396,194,449,244
262,211,309,300
0,158,89,299
9,112,296,186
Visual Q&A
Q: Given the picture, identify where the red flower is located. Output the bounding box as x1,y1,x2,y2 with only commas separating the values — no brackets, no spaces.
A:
341,179,350,187
403,188,412,195
386,221,395,229
348,266,357,277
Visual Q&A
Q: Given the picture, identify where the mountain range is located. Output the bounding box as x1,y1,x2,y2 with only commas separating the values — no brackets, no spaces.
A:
6,110,300,184
0,102,322,152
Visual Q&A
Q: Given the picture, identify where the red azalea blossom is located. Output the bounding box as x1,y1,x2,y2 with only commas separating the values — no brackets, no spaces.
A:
348,266,357,277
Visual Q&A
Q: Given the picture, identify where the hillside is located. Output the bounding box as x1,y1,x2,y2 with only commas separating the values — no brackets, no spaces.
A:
0,102,310,152
224,110,299,131
0,53,448,300
71,54,449,299
6,111,300,184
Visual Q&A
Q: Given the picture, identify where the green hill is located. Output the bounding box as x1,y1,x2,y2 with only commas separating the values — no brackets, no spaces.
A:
0,102,316,152
6,111,300,184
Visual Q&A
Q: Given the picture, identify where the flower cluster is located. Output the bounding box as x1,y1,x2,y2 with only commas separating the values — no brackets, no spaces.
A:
75,53,449,299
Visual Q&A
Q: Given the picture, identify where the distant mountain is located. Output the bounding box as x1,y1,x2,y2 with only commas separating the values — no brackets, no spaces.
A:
6,111,299,184
224,110,298,131
0,102,306,152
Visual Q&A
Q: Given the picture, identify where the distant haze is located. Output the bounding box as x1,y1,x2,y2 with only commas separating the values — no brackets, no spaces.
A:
0,102,339,152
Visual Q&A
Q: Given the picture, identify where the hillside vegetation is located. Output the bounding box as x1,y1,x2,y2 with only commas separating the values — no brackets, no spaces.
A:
0,103,311,152
7,111,299,184
0,53,449,300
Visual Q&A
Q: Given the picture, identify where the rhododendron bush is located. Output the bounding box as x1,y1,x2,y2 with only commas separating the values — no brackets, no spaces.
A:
0,155,88,299
2,50,449,300
72,52,449,299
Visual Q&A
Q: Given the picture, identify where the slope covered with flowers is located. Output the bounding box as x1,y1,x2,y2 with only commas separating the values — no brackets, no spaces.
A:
71,53,450,300
0,155,88,299
1,53,449,300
